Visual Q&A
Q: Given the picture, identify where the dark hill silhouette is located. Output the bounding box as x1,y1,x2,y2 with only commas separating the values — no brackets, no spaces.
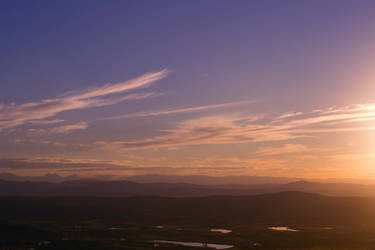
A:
1,178,375,197
1,173,372,185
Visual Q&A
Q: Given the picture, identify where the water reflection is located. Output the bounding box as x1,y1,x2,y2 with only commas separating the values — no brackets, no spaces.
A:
210,229,232,234
268,226,299,232
153,240,234,249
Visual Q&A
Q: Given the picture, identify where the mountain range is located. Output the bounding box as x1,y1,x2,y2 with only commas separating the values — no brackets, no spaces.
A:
1,177,375,197
1,173,373,185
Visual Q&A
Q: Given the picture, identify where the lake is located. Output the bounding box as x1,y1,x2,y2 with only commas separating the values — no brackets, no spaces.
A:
210,229,232,234
268,226,299,232
153,240,234,249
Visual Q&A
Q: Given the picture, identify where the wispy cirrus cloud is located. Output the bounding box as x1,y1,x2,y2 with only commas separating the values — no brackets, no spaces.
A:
0,70,169,132
94,114,297,151
275,111,303,120
50,122,88,134
255,144,307,156
94,102,375,151
0,157,118,170
0,157,255,176
27,122,89,135
105,100,256,119
30,119,65,125
329,153,375,161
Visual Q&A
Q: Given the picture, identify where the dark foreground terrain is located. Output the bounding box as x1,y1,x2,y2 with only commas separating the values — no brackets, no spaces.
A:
2,192,375,249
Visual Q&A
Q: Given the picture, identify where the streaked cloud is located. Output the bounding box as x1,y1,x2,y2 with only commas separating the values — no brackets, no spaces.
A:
255,144,307,156
0,156,284,176
93,102,375,151
275,112,303,120
26,122,89,135
0,70,168,132
329,153,375,160
30,119,65,125
50,122,88,134
94,114,297,151
105,100,256,119
0,157,118,170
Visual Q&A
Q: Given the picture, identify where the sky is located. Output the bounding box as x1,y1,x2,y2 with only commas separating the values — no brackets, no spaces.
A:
1,0,375,179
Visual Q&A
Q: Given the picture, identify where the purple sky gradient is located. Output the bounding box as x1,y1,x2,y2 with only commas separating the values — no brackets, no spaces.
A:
1,1,375,178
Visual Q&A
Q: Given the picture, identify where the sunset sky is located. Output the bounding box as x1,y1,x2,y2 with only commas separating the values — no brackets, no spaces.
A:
1,1,375,179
